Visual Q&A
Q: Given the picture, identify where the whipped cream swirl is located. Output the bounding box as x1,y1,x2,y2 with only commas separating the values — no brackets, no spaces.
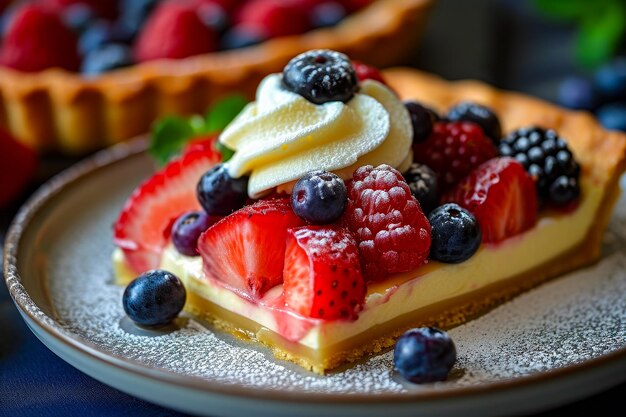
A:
219,73,413,197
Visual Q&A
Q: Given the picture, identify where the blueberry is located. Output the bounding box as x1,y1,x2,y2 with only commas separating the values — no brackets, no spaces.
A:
197,163,249,216
282,49,359,104
79,20,113,55
404,101,439,144
198,2,230,33
311,2,347,28
428,203,481,263
81,44,134,75
116,0,160,43
549,175,580,205
291,170,347,224
220,25,266,50
123,269,186,327
172,210,219,256
394,327,457,383
62,3,97,34
403,163,439,214
557,76,597,111
596,103,626,132
447,101,502,144
594,57,626,101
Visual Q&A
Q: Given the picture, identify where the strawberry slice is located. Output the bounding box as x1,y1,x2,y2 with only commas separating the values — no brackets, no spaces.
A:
198,198,306,299
283,226,366,320
445,157,538,243
114,147,220,274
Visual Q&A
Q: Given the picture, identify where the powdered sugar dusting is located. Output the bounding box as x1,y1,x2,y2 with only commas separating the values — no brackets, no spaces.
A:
42,168,626,394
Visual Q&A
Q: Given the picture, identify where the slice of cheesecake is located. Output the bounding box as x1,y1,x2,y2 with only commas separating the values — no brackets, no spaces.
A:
113,68,626,374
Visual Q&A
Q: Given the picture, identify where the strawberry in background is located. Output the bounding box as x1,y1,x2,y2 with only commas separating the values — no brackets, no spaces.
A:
0,127,38,208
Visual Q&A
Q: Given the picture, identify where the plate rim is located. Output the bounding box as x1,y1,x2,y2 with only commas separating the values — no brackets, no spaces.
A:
4,139,626,405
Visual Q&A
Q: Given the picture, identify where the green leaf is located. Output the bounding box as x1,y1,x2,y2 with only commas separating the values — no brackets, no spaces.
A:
576,2,626,67
204,95,248,133
533,0,599,21
217,142,235,162
149,116,194,165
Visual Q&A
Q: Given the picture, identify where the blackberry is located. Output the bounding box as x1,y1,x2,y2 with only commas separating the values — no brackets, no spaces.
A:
291,170,347,224
447,101,502,144
282,49,358,104
499,126,580,205
404,101,440,144
403,163,439,214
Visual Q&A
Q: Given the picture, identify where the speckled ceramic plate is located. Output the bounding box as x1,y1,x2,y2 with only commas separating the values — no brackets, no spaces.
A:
4,140,626,417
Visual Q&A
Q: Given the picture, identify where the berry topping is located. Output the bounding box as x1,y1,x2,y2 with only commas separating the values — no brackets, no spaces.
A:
428,203,481,263
413,121,498,190
0,4,80,72
113,146,221,274
344,164,431,280
499,126,580,205
172,210,221,256
394,327,457,384
291,170,347,224
402,162,440,215
198,198,306,298
445,157,538,243
311,1,347,28
220,25,266,50
196,163,249,216
594,57,626,101
557,76,597,111
283,226,366,319
236,0,310,38
282,49,359,104
123,269,186,327
352,60,386,85
404,101,439,144
446,102,502,144
597,103,626,133
81,43,134,75
134,2,218,62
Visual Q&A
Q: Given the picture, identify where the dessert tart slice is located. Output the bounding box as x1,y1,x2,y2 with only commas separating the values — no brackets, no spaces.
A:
112,50,626,374
0,0,431,155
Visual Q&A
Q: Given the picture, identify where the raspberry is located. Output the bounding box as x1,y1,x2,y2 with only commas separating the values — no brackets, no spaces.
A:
413,121,498,190
344,164,431,281
352,60,386,85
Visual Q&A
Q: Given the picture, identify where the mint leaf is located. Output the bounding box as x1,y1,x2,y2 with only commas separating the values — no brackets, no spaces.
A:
576,2,626,67
149,116,194,165
205,95,248,133
217,142,235,162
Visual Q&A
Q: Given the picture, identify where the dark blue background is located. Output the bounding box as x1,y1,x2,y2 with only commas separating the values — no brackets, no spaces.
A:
2,0,625,416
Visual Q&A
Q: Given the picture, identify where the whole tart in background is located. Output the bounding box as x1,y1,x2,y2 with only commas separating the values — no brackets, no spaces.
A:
0,0,432,155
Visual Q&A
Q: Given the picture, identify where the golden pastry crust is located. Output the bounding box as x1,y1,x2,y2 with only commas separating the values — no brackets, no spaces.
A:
0,0,432,154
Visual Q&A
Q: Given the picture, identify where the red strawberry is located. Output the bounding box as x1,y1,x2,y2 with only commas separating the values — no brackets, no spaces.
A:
37,0,118,19
0,4,79,72
445,157,538,243
181,134,219,157
352,60,387,85
134,2,218,63
235,0,310,38
0,127,38,207
198,198,306,299
113,147,221,274
413,121,498,190
344,164,431,281
283,226,366,320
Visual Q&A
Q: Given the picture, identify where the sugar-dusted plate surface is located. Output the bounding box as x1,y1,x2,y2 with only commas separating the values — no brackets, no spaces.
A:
5,140,626,417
